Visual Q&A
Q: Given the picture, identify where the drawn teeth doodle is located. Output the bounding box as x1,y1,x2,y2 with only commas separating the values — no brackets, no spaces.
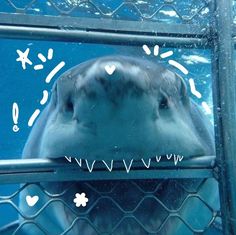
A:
85,160,96,173
73,193,89,208
141,158,151,168
102,160,114,172
26,195,39,207
12,102,19,132
156,155,162,162
123,159,133,173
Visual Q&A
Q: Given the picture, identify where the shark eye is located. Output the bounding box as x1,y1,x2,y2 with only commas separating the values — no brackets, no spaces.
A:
159,96,169,110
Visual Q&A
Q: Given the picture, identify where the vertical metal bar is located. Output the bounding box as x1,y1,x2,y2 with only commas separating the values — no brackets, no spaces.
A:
212,0,236,234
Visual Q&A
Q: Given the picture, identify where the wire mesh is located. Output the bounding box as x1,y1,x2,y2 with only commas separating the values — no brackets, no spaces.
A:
0,178,222,234
0,0,211,24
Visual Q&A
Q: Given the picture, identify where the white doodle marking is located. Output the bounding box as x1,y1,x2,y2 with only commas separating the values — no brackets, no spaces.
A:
166,154,172,160
173,155,184,166
160,51,173,59
28,109,40,127
65,156,72,162
16,48,32,70
141,158,151,168
168,60,189,75
105,64,116,75
45,61,65,83
12,102,19,132
189,78,202,98
34,64,44,70
40,90,49,105
123,159,133,173
156,156,162,162
26,195,39,207
202,102,212,114
154,45,159,56
85,160,96,172
38,53,46,63
142,44,151,55
75,158,82,167
73,193,88,207
48,48,53,60
102,160,114,172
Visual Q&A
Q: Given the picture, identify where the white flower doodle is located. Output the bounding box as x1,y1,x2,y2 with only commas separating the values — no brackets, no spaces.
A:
73,193,89,207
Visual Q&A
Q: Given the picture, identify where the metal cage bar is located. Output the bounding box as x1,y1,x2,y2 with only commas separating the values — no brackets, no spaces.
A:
211,0,236,234
0,156,215,184
0,11,211,48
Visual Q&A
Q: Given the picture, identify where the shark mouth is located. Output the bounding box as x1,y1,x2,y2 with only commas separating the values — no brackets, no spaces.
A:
64,154,184,173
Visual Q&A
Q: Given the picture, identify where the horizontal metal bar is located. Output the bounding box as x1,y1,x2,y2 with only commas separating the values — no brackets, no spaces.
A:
0,13,210,36
0,156,215,183
0,25,209,48
0,13,211,48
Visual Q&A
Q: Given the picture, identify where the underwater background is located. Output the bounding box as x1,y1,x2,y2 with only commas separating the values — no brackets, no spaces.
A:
0,0,228,232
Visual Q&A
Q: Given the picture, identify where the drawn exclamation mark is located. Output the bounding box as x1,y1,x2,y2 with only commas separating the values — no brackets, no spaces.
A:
12,102,19,132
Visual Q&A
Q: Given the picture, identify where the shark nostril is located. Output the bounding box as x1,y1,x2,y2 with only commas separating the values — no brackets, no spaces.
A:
66,100,74,113
159,96,169,110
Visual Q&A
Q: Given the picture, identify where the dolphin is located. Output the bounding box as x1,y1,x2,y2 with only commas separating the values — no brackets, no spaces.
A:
17,56,219,235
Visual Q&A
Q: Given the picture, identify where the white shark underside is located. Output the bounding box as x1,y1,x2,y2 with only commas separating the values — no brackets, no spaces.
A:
18,56,220,235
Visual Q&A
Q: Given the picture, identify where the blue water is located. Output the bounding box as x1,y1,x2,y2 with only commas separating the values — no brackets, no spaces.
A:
0,40,212,159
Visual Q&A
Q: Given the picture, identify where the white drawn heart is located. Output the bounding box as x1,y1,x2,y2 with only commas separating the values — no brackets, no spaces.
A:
26,195,39,207
105,64,116,75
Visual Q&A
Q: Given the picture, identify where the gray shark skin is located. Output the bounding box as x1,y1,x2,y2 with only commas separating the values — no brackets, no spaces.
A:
18,56,219,235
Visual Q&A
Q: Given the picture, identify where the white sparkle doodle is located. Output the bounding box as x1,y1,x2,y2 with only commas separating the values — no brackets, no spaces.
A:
45,61,65,83
160,51,173,59
34,64,44,70
40,90,49,105
189,78,202,99
34,49,54,71
12,102,19,132
38,53,46,63
28,109,40,127
142,44,151,55
73,193,88,208
48,48,53,60
16,48,32,70
153,45,159,56
168,60,189,75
